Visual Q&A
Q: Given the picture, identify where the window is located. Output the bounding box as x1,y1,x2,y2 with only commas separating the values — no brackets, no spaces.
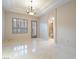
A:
12,18,28,33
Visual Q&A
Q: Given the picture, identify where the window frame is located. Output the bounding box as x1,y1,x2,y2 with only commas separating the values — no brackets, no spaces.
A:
12,18,28,34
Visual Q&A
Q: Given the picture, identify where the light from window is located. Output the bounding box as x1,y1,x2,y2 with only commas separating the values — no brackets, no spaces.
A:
13,45,28,56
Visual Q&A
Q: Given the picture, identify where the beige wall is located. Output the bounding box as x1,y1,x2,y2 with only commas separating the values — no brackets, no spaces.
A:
56,0,76,48
39,9,56,40
40,0,76,48
39,1,76,59
5,11,39,40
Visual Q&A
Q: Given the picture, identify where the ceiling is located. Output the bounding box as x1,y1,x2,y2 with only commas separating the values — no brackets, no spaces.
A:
2,0,71,16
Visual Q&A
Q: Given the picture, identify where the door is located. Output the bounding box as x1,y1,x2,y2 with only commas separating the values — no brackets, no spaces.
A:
31,21,37,38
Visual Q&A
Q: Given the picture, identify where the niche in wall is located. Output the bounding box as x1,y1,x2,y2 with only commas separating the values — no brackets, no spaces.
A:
49,21,53,38
48,17,55,39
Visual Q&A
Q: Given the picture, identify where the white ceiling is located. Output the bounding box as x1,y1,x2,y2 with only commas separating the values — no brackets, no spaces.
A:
2,0,71,16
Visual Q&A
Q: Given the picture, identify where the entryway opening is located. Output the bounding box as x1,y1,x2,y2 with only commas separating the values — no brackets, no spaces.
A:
31,21,37,38
48,17,55,44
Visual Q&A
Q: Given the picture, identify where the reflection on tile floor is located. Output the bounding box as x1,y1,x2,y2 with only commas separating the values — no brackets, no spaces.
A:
2,38,75,59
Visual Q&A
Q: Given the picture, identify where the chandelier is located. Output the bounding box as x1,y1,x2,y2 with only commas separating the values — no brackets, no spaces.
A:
26,0,36,15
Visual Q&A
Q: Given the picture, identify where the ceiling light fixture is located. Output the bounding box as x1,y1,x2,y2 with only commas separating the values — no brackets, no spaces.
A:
26,0,36,15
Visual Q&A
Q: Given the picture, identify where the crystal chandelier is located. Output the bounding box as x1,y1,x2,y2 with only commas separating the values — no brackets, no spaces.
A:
26,0,36,15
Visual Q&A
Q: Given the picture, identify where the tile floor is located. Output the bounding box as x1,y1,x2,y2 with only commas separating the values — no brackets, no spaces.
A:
2,38,75,59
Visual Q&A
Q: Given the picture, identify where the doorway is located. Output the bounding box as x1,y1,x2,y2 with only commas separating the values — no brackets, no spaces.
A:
31,21,37,38
48,17,55,44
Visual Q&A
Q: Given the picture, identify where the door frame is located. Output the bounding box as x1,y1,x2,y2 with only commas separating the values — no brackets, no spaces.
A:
31,21,37,38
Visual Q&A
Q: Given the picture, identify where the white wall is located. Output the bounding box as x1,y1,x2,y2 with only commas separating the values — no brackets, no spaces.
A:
40,17,48,40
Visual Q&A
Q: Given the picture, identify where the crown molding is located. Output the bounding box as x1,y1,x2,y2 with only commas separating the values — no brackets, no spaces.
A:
39,0,72,17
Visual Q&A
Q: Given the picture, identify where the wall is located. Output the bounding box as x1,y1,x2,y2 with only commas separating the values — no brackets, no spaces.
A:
56,1,76,58
5,11,39,40
56,0,76,48
39,1,76,59
39,0,76,48
39,9,56,40
39,17,48,40
2,8,6,40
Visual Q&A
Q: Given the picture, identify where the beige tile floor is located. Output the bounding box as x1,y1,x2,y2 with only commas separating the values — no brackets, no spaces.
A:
2,38,75,59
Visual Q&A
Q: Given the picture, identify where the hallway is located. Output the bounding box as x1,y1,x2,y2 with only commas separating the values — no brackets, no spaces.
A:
2,0,76,59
